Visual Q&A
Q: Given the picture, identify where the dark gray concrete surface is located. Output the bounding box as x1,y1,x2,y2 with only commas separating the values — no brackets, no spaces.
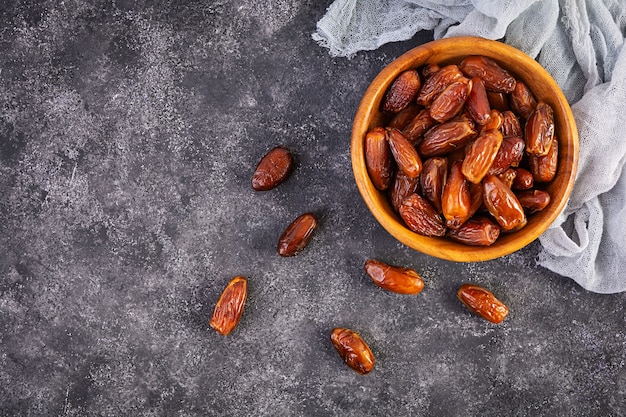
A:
1,1,626,416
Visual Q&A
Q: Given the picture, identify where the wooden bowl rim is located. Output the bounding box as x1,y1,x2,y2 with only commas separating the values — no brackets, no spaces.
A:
351,36,579,262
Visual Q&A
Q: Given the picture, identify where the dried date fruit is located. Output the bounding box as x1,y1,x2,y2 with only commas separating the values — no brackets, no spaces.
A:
364,259,424,294
388,105,421,130
401,108,436,146
365,127,394,191
529,135,558,182
501,110,523,137
421,63,441,80
382,70,421,113
525,102,555,156
416,64,464,106
517,189,551,213
487,136,525,175
497,168,517,189
420,157,448,213
252,146,294,191
483,174,526,231
419,118,477,158
462,129,503,184
430,78,472,123
459,56,516,93
389,169,420,212
330,328,375,375
448,216,500,246
386,128,422,178
512,168,534,190
210,276,248,336
466,77,491,125
480,109,503,133
399,193,446,237
510,80,537,119
468,182,484,218
442,161,471,229
487,91,509,112
457,283,509,324
277,213,318,257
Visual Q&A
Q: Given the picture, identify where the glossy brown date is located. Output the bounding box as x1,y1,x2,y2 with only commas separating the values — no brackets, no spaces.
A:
429,78,472,123
386,128,422,179
416,64,464,106
466,77,491,125
487,91,509,112
382,70,421,113
420,157,448,213
457,283,509,324
510,80,537,119
418,118,477,158
389,169,420,212
487,136,525,175
210,276,248,336
365,127,394,191
277,213,318,257
252,146,294,191
462,129,503,184
517,189,551,213
459,56,516,93
364,259,424,295
399,193,446,237
512,168,534,190
497,168,517,189
525,102,555,156
448,216,500,246
529,135,558,182
330,328,375,375
442,161,471,229
483,174,526,231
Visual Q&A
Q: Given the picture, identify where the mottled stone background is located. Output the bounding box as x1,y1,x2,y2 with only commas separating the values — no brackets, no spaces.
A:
1,1,625,416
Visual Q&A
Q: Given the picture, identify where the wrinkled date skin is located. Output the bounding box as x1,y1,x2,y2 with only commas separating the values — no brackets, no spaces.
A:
252,146,294,191
364,259,425,295
420,157,448,213
501,110,523,137
517,189,551,213
483,174,526,231
388,105,421,130
529,136,559,182
401,109,437,145
386,128,422,179
487,136,525,175
430,78,472,123
210,276,248,336
389,169,421,212
497,168,517,189
459,55,517,93
399,193,446,237
457,283,509,324
448,216,500,246
382,70,421,113
487,91,509,112
510,81,537,119
442,161,471,229
365,127,394,191
418,118,477,158
525,102,555,156
462,129,503,184
416,64,464,106
330,328,375,375
277,213,318,257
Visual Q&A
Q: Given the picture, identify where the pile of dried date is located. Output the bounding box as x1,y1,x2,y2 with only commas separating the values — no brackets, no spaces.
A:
366,55,558,246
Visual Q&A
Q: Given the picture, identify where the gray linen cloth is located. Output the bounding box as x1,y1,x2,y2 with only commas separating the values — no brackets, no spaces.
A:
313,0,626,293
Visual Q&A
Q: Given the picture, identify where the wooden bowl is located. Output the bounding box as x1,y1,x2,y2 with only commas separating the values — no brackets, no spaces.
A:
351,37,578,262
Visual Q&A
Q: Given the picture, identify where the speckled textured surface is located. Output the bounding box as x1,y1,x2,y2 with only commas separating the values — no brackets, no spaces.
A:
1,1,626,416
